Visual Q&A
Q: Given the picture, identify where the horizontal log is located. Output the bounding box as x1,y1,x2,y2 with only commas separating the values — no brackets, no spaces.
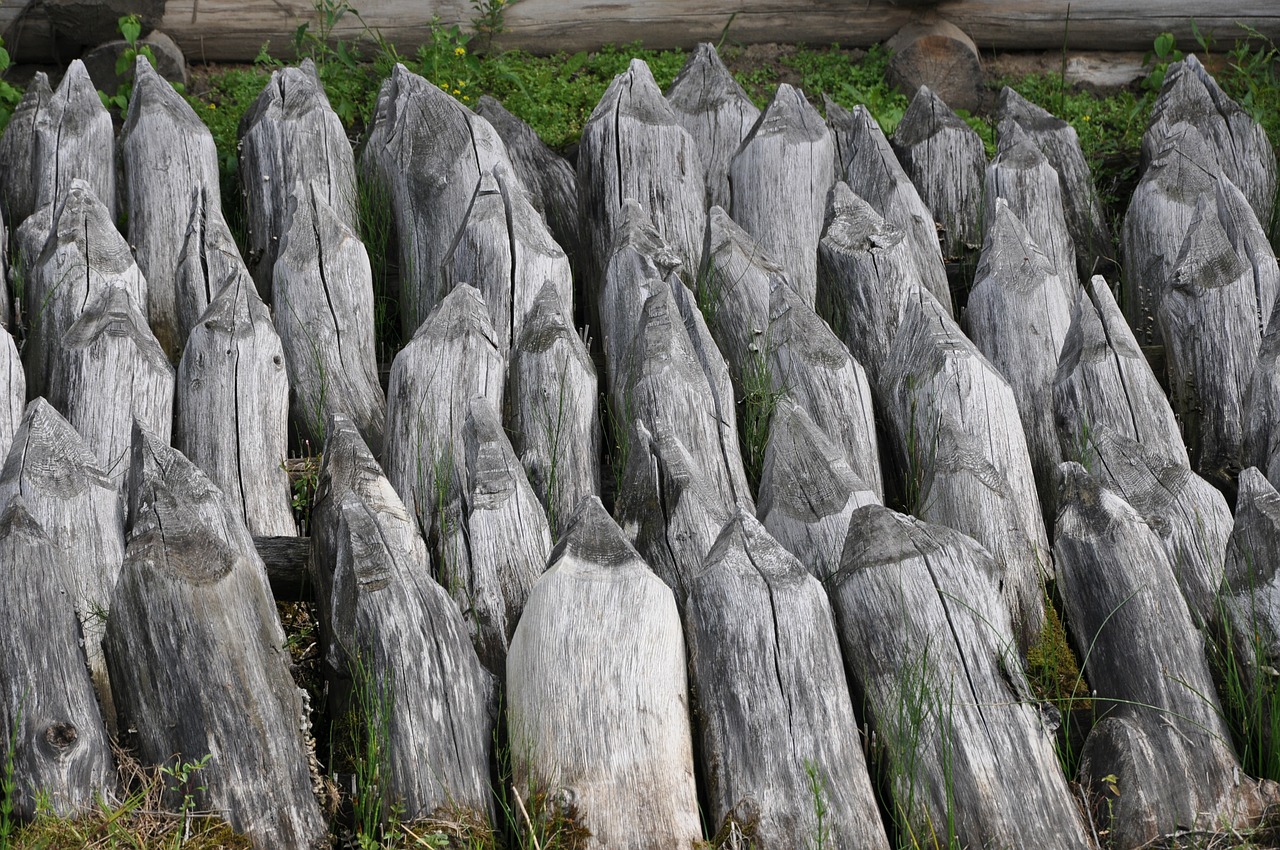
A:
8,2,1273,63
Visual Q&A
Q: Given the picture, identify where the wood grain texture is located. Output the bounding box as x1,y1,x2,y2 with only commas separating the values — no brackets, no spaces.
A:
32,61,115,222
0,496,115,820
757,399,879,581
1054,462,1265,850
1121,123,1218,346
827,98,950,314
273,183,385,454
474,95,582,276
1054,275,1189,470
985,120,1079,296
361,64,515,335
24,179,147,399
685,509,889,849
107,425,327,849
506,281,601,538
1142,55,1277,227
884,290,1050,648
0,399,125,732
1076,424,1231,627
506,495,701,850
1159,191,1261,491
0,72,50,228
443,164,574,355
816,182,923,393
891,85,986,258
666,43,760,211
122,57,223,357
238,59,357,298
729,84,833,307
141,1,1280,64
998,87,1112,280
964,197,1072,519
0,325,22,462
310,414,495,821
176,273,295,537
1245,302,1280,485
829,504,1092,850
48,287,174,487
767,273,882,499
578,58,706,316
173,185,255,352
383,283,504,541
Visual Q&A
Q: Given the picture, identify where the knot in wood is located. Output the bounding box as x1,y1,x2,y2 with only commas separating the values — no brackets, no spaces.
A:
43,722,78,751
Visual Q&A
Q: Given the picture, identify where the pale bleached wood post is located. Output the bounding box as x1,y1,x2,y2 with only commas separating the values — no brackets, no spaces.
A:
730,84,833,307
176,274,295,537
666,42,761,211
0,496,115,821
0,399,125,730
1055,462,1267,850
310,414,495,822
686,509,890,849
32,61,115,221
122,56,223,357
828,98,951,313
174,185,255,352
238,58,357,298
891,85,986,259
0,72,51,227
830,504,1094,850
108,425,328,849
506,496,702,850
273,182,385,454
0,325,21,461
1245,301,1280,485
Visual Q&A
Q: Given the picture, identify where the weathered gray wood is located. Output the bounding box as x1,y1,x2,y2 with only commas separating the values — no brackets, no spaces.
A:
384,283,504,540
13,202,53,304
615,418,732,604
816,182,924,392
998,87,1112,280
273,182,385,454
32,61,115,222
890,85,987,259
0,399,125,730
1075,424,1231,626
1159,191,1261,490
48,286,174,486
437,400,552,674
24,179,148,399
1246,302,1280,485
884,290,1050,648
665,42,761,211
1216,168,1280,339
1121,122,1219,345
238,59,357,298
827,98,951,313
1055,462,1267,850
254,535,311,600
0,325,22,462
121,56,223,357
1218,467,1280,757
1143,54,1277,227
985,119,1079,297
0,497,115,820
964,197,1072,518
176,274,294,538
0,72,51,227
361,64,515,334
829,504,1093,850
686,508,889,849
107,425,327,849
507,281,601,538
757,399,879,581
1054,275,1190,470
474,95,582,274
443,163,574,355
729,84,834,307
767,273,882,498
174,185,256,354
0,205,8,328
310,414,494,821
578,58,706,312
506,495,701,850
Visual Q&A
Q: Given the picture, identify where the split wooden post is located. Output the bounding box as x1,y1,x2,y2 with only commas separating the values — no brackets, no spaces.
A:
0,72,51,227
31,60,115,221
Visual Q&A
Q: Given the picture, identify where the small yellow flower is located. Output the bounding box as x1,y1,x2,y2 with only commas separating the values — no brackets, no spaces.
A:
1083,115,1091,122
208,102,217,109
453,88,461,95
454,46,466,56
458,80,467,88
